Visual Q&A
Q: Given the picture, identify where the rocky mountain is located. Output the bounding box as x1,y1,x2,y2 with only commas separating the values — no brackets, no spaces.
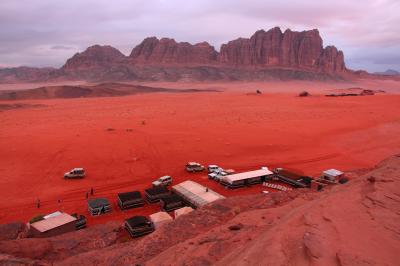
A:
0,66,58,83
61,45,126,70
129,28,346,74
374,69,399,76
129,37,218,65
0,155,399,265
218,28,345,73
0,27,350,83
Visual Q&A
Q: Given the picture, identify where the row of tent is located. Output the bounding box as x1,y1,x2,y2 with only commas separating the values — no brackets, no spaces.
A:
88,186,186,216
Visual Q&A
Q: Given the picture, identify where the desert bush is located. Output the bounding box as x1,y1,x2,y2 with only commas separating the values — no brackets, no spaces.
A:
299,91,310,97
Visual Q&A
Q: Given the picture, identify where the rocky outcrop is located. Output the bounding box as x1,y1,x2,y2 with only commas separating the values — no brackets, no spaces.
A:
218,27,345,73
318,46,345,73
0,222,26,241
129,37,218,65
0,66,58,83
61,45,126,70
129,28,346,74
0,222,123,262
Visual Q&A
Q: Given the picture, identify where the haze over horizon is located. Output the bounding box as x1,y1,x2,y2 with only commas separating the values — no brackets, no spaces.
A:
0,0,399,72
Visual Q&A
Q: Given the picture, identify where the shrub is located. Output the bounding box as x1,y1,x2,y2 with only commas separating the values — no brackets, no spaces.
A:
299,91,310,97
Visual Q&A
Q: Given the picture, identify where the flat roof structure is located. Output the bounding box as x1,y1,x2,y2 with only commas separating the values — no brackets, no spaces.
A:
174,206,194,218
275,170,309,188
118,191,142,202
118,191,144,209
172,180,225,208
125,215,155,238
31,213,76,233
323,169,344,177
145,186,169,196
88,198,111,216
88,198,110,209
161,194,183,205
126,216,151,228
145,186,170,203
221,168,273,183
149,212,173,228
160,194,185,212
43,211,62,220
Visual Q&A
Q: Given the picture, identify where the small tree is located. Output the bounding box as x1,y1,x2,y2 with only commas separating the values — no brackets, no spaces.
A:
299,91,310,97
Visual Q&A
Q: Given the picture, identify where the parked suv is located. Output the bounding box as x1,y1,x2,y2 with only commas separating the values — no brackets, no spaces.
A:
186,162,205,172
64,168,85,179
208,170,228,181
152,175,172,187
207,165,220,173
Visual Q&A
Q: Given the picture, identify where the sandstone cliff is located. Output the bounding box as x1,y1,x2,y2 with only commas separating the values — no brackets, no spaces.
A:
61,45,126,70
0,27,352,83
129,27,346,74
129,37,218,65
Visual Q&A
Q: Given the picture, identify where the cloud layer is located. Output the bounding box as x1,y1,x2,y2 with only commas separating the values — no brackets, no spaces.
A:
0,0,399,72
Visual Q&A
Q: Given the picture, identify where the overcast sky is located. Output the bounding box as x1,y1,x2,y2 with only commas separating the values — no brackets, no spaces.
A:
0,0,399,72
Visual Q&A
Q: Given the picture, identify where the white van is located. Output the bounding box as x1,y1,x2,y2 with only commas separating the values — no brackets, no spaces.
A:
152,175,172,187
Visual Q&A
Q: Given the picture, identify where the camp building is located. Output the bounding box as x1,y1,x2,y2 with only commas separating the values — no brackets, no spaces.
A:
172,180,225,208
30,212,77,238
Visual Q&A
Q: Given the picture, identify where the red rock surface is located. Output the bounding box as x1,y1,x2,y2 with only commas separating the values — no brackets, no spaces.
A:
0,155,399,265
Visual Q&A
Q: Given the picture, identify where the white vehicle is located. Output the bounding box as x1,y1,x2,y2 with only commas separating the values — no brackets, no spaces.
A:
209,171,228,182
186,162,205,172
152,175,172,187
208,172,218,179
207,165,220,173
64,168,85,179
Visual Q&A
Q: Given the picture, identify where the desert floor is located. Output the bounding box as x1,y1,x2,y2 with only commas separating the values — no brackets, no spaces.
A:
0,80,399,225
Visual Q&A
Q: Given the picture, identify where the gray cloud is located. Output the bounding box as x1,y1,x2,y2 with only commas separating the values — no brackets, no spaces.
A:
0,0,399,72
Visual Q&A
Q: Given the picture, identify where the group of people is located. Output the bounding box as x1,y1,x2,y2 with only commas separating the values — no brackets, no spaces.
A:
36,187,95,209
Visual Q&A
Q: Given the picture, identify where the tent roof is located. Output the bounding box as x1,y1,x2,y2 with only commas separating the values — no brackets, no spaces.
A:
118,191,142,202
145,186,169,196
88,198,110,209
175,207,194,217
126,216,151,227
172,180,225,207
323,169,343,177
31,213,76,233
150,212,173,223
222,168,273,183
160,194,183,205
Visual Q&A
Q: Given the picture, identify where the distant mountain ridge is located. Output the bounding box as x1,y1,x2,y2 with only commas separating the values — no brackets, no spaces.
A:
0,27,382,83
374,69,399,76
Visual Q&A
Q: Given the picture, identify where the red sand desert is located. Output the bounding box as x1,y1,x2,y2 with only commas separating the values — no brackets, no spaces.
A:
0,81,399,225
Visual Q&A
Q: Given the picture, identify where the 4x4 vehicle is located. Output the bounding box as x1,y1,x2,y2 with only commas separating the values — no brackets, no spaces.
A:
186,162,205,172
64,168,85,179
152,175,172,187
214,171,228,182
207,165,220,173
